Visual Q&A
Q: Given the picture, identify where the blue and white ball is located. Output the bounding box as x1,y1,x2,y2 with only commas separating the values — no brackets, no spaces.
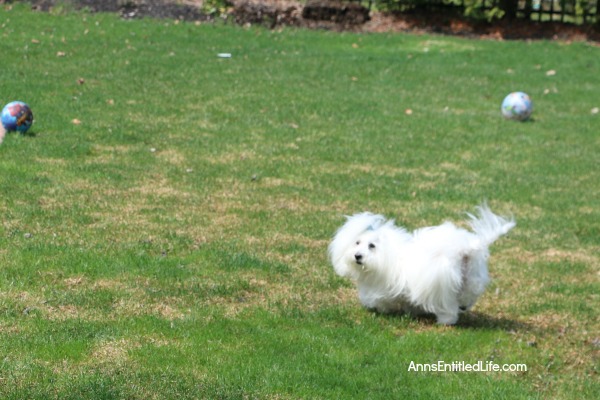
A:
1,101,34,133
501,92,533,121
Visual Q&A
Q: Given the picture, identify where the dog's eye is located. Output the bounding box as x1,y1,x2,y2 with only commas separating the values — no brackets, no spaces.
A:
356,240,361,245
368,243,376,250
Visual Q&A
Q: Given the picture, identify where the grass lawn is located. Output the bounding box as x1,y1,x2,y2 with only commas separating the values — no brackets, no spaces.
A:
0,3,598,399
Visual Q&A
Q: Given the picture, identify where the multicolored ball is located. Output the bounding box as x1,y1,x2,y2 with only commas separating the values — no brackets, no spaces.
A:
501,92,533,121
1,101,34,133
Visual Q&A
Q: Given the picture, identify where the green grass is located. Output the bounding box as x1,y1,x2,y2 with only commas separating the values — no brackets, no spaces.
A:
1,3,599,399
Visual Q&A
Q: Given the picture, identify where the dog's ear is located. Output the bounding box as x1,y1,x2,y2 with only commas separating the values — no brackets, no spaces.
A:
346,212,386,231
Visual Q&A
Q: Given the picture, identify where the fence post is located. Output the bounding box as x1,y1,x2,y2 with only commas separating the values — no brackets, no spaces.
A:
500,0,519,18
523,0,533,19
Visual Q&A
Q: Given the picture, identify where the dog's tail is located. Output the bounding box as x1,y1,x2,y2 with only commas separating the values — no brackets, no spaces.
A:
467,204,515,247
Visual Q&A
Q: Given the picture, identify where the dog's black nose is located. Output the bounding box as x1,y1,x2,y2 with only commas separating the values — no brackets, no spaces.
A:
355,254,363,263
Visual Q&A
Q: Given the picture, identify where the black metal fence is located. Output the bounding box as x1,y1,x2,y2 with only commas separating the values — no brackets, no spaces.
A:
355,0,599,24
493,0,597,24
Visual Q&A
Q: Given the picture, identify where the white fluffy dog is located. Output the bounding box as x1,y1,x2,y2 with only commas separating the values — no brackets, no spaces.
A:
329,205,515,325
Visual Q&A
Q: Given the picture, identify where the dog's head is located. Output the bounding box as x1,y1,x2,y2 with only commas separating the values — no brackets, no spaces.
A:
352,229,381,270
329,213,399,279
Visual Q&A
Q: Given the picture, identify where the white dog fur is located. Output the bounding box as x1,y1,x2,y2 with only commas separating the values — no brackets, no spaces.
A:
329,205,515,325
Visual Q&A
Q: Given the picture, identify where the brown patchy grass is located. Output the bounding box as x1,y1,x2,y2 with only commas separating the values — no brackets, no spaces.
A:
88,338,141,367
87,144,136,164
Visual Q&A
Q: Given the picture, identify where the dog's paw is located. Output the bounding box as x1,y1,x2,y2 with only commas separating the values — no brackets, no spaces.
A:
435,313,459,325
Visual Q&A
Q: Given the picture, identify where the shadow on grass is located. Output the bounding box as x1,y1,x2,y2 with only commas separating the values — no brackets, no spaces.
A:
22,130,37,138
456,312,532,332
375,309,532,333
4,130,37,138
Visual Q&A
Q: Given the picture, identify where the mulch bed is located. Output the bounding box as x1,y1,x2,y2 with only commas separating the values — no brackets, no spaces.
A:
3,0,599,42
